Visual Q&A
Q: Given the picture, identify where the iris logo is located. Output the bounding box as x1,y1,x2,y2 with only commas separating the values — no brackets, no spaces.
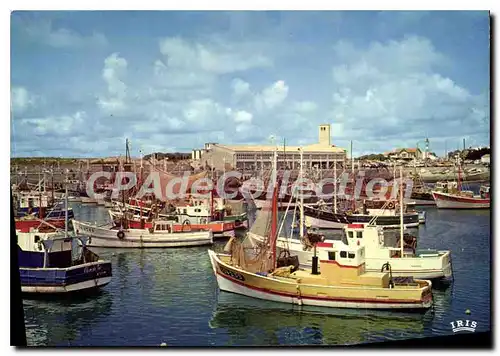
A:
450,320,478,333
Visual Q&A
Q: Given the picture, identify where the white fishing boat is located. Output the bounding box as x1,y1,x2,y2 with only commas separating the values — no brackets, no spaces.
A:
209,149,434,310
72,219,213,248
251,165,452,281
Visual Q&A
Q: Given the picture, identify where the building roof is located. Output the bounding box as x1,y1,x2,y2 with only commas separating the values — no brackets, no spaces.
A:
213,143,346,153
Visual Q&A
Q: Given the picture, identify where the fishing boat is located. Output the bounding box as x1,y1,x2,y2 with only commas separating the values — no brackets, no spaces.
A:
251,160,451,280
208,150,434,310
109,193,248,234
17,231,112,294
431,161,490,209
303,199,420,229
72,218,213,248
17,181,112,294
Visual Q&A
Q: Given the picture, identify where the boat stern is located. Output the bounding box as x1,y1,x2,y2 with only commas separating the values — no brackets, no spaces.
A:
419,281,434,308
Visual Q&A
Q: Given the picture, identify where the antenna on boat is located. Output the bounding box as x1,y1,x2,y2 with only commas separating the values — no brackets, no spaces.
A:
399,166,404,257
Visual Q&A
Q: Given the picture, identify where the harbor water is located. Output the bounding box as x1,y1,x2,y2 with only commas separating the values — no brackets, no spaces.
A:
22,203,491,346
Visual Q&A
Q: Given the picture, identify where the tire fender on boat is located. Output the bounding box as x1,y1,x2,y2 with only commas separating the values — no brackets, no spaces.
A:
117,230,125,239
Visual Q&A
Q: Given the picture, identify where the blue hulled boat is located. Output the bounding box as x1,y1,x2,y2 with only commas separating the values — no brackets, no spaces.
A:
18,232,112,294
17,179,112,294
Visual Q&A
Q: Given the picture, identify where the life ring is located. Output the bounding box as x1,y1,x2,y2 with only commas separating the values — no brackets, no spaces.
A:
117,230,125,239
387,202,395,209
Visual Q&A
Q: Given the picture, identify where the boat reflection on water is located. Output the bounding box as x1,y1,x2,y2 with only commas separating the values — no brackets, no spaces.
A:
23,291,113,346
209,292,441,346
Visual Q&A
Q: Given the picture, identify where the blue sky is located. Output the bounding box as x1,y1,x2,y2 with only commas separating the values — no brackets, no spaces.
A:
10,11,490,158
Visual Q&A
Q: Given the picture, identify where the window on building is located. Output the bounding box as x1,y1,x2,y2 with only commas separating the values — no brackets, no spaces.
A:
340,251,347,258
348,252,355,259
328,251,336,260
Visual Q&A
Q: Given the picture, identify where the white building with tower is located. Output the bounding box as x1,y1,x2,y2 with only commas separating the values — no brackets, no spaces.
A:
193,124,347,171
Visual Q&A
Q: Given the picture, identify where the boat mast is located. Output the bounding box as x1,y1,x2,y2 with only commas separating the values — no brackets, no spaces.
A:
333,159,337,214
457,157,462,192
399,166,404,257
270,148,278,269
299,147,304,240
351,141,355,211
65,171,69,238
51,169,54,204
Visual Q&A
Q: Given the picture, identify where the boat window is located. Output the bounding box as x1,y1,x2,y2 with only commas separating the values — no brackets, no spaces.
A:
356,231,363,239
348,231,353,238
328,251,336,261
34,235,40,243
348,252,355,259
183,209,187,214
340,251,347,258
341,232,349,245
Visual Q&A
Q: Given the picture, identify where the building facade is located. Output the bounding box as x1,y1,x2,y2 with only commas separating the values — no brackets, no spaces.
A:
385,148,422,160
196,124,346,171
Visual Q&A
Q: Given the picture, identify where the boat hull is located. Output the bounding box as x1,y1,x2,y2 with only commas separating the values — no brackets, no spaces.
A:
208,251,432,310
432,191,490,209
19,261,112,294
73,220,213,248
304,206,420,229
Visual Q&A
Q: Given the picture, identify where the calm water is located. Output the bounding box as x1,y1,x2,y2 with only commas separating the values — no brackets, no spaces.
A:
22,202,491,346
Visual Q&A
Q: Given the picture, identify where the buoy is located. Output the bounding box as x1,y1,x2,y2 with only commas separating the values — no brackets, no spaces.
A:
466,309,471,315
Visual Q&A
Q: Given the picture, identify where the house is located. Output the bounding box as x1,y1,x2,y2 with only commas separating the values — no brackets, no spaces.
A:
481,154,490,165
387,148,422,160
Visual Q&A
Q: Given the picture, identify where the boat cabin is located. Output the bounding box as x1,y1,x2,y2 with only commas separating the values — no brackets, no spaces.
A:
340,223,418,259
15,193,50,210
294,242,392,288
17,232,97,269
152,221,175,233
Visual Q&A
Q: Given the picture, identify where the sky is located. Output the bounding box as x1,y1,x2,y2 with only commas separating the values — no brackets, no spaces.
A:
10,11,490,158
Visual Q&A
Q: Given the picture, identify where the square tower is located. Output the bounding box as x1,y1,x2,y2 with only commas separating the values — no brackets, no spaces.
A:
318,124,331,146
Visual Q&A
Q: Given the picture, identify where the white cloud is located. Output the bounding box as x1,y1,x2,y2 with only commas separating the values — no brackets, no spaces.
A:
255,80,289,111
11,87,36,113
159,36,272,74
233,110,253,124
17,19,107,49
231,78,251,98
15,111,86,138
328,36,488,153
98,53,128,114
